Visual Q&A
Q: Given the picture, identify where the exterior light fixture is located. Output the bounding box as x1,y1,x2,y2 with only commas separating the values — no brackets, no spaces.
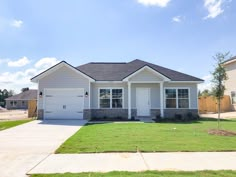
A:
39,91,43,98
85,91,88,97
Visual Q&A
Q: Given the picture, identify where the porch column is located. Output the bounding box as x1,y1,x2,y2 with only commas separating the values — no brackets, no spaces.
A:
128,82,131,119
160,82,164,117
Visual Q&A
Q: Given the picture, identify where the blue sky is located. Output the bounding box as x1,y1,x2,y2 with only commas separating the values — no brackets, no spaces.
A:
0,0,235,93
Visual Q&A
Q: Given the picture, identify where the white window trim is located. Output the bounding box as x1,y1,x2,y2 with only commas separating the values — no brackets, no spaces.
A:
164,87,191,109
98,87,124,109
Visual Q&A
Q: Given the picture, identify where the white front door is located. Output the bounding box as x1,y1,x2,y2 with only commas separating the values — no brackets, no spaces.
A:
136,88,150,116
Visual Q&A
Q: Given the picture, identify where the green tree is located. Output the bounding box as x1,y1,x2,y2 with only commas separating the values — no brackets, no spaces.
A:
211,52,229,130
199,89,212,97
0,89,15,107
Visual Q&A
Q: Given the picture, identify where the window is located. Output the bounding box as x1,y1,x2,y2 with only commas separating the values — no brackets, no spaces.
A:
99,88,123,108
22,101,25,106
231,91,236,104
99,89,110,108
165,89,176,108
10,101,17,107
178,89,189,108
165,88,189,108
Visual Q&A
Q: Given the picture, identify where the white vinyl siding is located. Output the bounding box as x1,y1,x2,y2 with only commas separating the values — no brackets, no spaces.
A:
129,68,164,82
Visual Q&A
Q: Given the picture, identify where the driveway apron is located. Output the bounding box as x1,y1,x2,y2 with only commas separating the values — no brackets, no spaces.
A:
0,120,87,177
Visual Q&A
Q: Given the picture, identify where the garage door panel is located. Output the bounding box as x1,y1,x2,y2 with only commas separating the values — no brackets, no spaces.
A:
44,88,84,120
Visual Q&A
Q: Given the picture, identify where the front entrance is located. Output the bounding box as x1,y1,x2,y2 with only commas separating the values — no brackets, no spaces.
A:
136,88,150,116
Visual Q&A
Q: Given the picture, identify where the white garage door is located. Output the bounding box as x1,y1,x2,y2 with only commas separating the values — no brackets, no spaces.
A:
44,88,84,119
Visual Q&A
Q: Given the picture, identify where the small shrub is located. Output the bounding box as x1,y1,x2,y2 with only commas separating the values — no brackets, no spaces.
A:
186,112,193,120
116,116,122,120
154,114,161,122
174,114,182,121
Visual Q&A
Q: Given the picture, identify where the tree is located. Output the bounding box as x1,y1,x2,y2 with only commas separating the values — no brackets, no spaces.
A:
199,89,213,97
21,87,29,92
0,89,15,107
211,52,229,130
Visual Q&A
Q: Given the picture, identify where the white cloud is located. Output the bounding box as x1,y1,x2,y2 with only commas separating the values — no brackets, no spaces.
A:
8,57,30,67
172,16,184,23
203,0,224,19
34,57,60,70
198,74,213,91
137,0,171,7
0,57,60,93
11,19,23,28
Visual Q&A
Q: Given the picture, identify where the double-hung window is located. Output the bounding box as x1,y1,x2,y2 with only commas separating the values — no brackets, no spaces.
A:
165,88,189,108
99,88,123,108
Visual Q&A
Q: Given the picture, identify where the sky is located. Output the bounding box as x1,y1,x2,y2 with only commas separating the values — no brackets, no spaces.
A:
0,0,235,93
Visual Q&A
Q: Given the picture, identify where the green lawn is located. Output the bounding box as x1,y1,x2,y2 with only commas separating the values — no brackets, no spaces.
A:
0,119,32,131
56,119,236,153
31,170,236,177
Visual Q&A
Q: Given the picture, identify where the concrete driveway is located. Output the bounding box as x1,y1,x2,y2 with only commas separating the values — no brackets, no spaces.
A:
200,111,236,119
0,120,87,177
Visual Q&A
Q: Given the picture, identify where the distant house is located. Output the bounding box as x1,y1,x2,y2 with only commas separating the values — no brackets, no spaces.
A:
5,89,37,109
223,56,236,111
31,59,203,120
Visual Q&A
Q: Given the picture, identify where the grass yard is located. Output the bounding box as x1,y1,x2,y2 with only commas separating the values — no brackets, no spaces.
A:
56,119,236,153
0,119,32,131
31,170,236,177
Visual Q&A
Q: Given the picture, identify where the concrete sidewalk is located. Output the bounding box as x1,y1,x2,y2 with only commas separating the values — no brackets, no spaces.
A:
29,152,236,174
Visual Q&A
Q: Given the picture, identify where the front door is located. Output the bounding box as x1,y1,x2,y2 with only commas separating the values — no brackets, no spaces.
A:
136,88,150,116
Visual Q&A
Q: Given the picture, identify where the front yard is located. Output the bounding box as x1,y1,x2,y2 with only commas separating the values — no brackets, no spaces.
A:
0,119,32,131
56,119,236,153
31,170,236,177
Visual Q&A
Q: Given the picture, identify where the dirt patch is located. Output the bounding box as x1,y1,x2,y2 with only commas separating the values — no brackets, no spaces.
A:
208,129,236,136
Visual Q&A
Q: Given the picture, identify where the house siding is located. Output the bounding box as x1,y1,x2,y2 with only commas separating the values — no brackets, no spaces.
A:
129,69,163,81
38,65,90,112
225,62,236,110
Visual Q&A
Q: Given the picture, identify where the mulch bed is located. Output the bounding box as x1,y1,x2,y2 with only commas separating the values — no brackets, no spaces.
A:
208,129,236,136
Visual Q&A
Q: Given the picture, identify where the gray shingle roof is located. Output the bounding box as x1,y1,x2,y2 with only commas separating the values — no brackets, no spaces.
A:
77,59,203,81
5,89,37,100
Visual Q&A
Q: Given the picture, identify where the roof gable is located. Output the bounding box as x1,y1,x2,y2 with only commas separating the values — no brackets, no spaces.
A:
123,66,170,82
31,61,95,83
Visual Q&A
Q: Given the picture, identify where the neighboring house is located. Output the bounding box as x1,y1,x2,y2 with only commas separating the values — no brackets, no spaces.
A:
223,56,236,111
31,59,203,120
5,89,37,109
